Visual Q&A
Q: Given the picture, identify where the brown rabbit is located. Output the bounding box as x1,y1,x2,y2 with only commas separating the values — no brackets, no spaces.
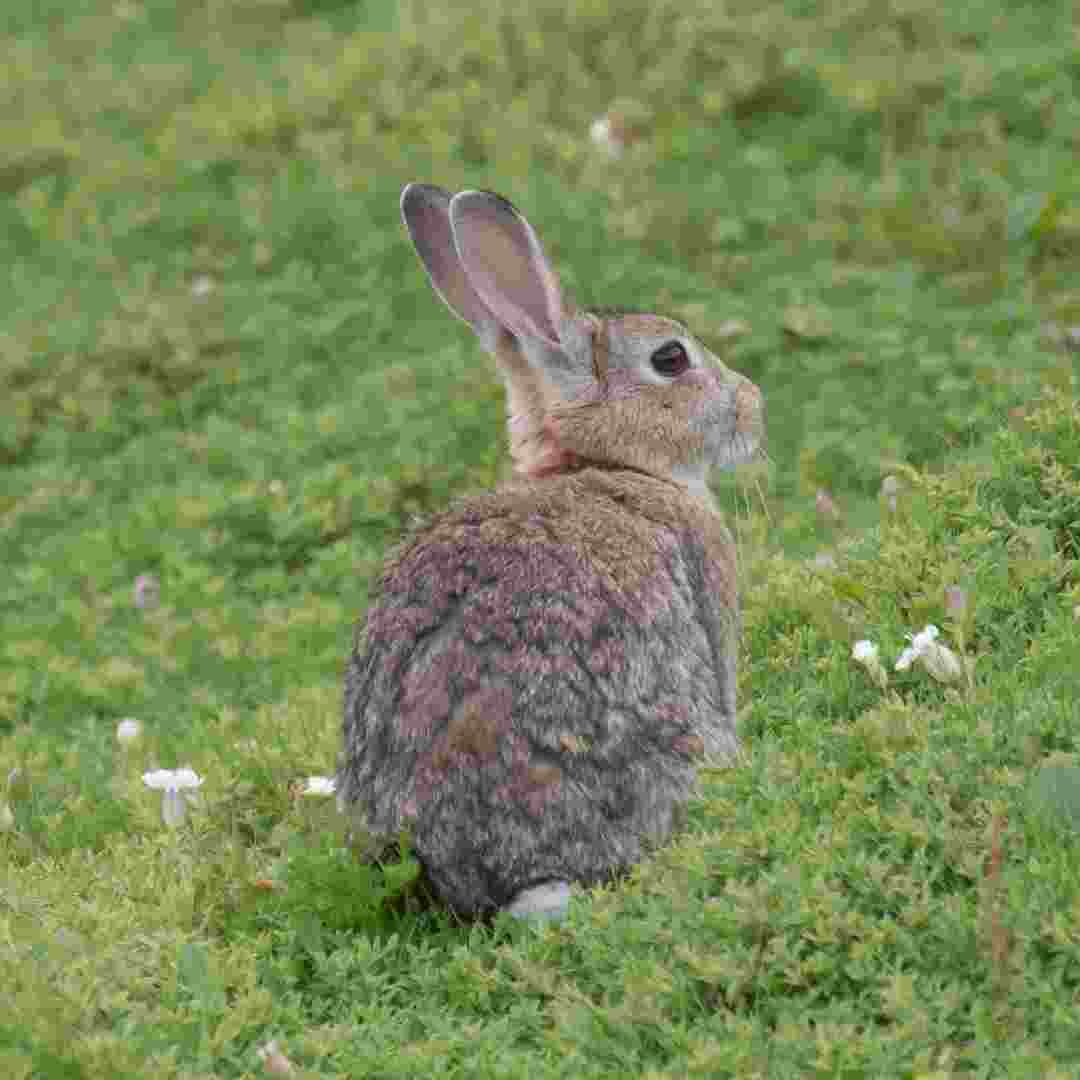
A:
338,184,764,919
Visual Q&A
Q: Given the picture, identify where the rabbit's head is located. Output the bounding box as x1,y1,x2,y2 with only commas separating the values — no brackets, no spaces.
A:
401,183,764,497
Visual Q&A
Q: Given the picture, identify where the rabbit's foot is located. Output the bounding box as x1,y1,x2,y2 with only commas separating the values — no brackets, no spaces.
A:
504,880,572,922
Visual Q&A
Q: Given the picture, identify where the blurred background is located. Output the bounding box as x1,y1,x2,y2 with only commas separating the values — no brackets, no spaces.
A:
5,0,1079,512
2,0,1078,728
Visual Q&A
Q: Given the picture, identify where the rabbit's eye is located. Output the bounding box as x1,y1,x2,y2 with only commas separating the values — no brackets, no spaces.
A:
650,341,690,377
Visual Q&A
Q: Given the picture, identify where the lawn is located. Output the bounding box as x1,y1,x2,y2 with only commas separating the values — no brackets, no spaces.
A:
2,0,1080,1075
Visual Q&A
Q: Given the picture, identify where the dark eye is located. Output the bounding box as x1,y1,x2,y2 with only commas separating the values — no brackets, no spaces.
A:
650,340,690,377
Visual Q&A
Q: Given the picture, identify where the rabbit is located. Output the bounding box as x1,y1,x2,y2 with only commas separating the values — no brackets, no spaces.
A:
338,183,764,919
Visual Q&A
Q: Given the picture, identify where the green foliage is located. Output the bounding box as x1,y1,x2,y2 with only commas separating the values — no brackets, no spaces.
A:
260,830,424,936
2,0,1080,1075
1030,760,1080,835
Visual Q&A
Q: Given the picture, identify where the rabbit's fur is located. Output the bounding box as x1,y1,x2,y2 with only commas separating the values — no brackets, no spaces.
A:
338,184,764,916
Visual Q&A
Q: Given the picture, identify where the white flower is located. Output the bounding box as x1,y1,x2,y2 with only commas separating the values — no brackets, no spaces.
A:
116,718,141,744
852,640,878,662
0,803,14,832
142,768,203,826
894,624,964,683
143,767,202,790
851,639,888,689
895,624,938,670
301,776,336,798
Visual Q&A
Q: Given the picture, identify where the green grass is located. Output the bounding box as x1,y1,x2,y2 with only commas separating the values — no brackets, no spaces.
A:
2,0,1080,1074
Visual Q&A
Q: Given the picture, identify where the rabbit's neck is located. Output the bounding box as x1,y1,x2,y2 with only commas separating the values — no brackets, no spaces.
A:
511,415,713,505
515,455,714,509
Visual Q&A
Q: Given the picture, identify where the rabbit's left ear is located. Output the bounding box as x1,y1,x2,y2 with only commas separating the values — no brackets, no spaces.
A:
400,183,501,340
449,191,566,350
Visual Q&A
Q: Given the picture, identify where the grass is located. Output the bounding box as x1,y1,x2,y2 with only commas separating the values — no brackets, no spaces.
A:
1,0,1079,1074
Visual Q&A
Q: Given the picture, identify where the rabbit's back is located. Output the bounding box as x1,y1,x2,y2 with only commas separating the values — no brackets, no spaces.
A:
339,467,739,915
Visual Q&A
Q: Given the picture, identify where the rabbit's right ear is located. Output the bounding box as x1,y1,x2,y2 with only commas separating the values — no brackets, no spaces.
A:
400,183,500,343
448,190,566,350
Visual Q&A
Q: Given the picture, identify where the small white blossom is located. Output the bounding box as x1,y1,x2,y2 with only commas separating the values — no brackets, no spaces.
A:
142,767,202,790
116,718,141,744
895,624,938,671
851,639,888,689
142,768,203,826
894,624,964,683
301,776,336,798
852,640,878,662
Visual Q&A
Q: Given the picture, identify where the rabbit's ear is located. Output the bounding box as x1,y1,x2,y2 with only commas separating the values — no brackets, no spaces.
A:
449,191,565,350
400,183,500,339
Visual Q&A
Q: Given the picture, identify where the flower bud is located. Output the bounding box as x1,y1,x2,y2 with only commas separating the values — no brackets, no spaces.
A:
816,489,840,522
944,586,968,616
133,574,160,610
880,475,899,513
256,1040,294,1075
117,718,142,744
